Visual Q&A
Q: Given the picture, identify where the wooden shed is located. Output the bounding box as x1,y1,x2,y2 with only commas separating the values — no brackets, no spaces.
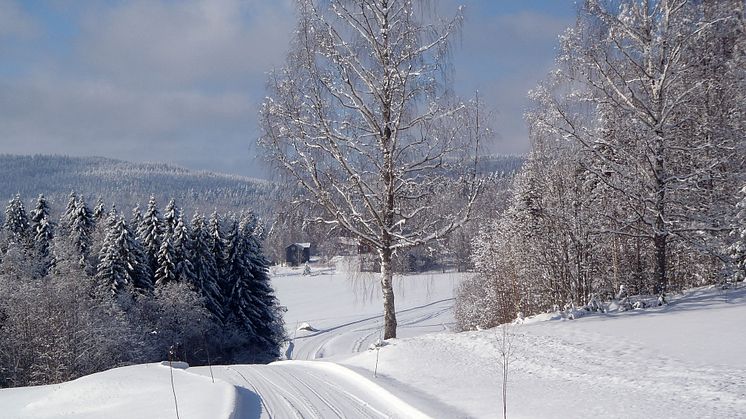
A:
285,242,311,266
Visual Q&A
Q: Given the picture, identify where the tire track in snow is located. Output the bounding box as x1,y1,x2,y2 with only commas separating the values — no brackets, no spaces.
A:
192,363,424,419
225,366,305,419
289,298,454,361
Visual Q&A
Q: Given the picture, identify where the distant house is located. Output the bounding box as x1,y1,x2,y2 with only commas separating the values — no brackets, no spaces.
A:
357,241,381,273
285,243,311,266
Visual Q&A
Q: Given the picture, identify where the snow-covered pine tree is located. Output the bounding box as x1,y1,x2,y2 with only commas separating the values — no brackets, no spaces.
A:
129,204,142,229
222,217,257,338
154,234,177,287
208,210,228,295
96,211,129,295
93,198,106,222
128,234,153,292
3,194,30,246
61,192,77,227
131,205,143,228
30,194,54,277
172,216,196,285
68,195,95,271
163,199,180,238
222,215,284,359
190,212,224,321
96,211,152,295
29,194,50,227
240,215,284,356
137,196,163,281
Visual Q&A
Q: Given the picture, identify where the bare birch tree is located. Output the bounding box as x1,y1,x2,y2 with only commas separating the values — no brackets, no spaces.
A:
530,0,744,293
260,0,483,339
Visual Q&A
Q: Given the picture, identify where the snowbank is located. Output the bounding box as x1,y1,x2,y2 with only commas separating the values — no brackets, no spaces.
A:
0,363,238,419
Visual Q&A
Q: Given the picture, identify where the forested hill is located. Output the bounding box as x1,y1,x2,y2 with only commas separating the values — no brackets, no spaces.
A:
476,154,524,176
0,154,277,217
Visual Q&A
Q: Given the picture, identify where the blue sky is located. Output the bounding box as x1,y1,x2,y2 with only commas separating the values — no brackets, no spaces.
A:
0,0,575,178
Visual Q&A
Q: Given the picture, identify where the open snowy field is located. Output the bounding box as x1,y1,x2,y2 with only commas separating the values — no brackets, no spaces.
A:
1,262,744,418
342,285,746,418
271,261,463,360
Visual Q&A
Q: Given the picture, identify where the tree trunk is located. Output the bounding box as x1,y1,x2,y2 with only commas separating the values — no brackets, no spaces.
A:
380,247,397,339
653,135,668,294
654,231,667,294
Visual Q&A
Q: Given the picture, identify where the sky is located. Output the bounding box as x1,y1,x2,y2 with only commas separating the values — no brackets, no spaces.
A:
0,0,576,178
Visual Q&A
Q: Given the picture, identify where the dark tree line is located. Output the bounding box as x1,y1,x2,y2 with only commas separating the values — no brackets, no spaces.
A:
0,193,285,388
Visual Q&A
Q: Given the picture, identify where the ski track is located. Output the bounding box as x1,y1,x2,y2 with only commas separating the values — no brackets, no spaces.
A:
190,362,422,419
289,298,455,361
184,298,452,419
513,327,746,417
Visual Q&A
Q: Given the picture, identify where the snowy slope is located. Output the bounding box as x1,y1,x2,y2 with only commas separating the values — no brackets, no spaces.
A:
0,362,236,419
0,263,456,419
341,285,746,418
2,263,744,419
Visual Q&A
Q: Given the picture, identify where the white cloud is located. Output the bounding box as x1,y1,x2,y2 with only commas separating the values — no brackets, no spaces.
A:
0,0,575,175
0,0,295,177
78,0,294,88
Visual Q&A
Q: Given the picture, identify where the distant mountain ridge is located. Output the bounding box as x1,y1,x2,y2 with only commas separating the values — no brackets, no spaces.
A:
0,154,277,217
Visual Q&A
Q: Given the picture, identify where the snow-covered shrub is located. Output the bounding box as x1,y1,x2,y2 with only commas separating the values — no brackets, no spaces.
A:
584,294,606,313
455,273,519,331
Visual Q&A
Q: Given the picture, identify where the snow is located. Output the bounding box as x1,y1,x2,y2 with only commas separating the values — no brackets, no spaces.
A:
271,262,462,360
2,261,745,418
190,361,428,419
341,285,746,418
0,362,236,419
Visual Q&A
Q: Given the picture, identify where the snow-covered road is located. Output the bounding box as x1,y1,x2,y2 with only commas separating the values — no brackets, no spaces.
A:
190,361,428,419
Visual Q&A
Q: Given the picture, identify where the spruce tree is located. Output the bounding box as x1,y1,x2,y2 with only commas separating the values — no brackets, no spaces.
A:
4,194,30,246
137,196,163,280
223,218,257,337
190,212,224,321
223,215,285,358
131,205,143,228
68,195,95,270
208,210,227,294
93,198,106,222
241,215,284,355
163,199,180,238
29,194,50,226
172,216,196,285
154,234,177,287
97,213,152,295
30,194,54,276
96,212,129,295
61,192,77,227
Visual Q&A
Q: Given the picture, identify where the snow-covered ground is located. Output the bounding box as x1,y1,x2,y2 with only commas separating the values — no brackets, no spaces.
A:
342,285,746,418
0,362,235,419
272,261,462,360
2,260,745,418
